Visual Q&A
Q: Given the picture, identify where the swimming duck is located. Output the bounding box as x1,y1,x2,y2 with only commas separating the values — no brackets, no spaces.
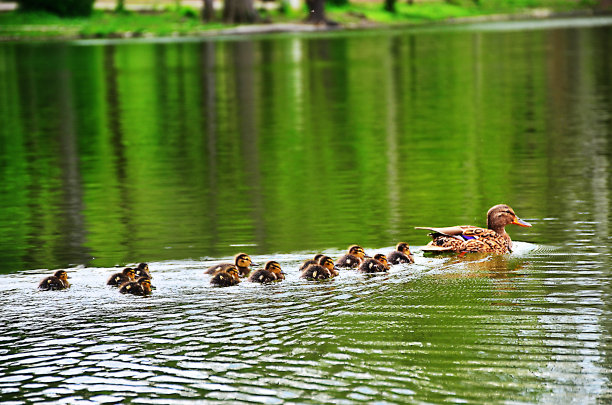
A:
387,242,414,264
299,254,325,272
300,264,333,281
416,204,532,254
358,254,388,273
249,261,285,283
107,267,136,287
38,270,70,291
119,277,152,296
205,253,253,278
210,265,241,287
134,262,151,279
336,245,367,268
373,253,390,270
317,255,339,276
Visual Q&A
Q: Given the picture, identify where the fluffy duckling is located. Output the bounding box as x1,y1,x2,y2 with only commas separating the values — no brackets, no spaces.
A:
373,253,390,270
205,253,253,278
249,261,285,283
300,256,338,281
336,245,367,268
299,254,325,272
38,270,70,291
210,265,241,287
387,242,414,265
317,255,339,276
359,255,388,273
119,277,152,296
107,267,136,287
134,262,151,279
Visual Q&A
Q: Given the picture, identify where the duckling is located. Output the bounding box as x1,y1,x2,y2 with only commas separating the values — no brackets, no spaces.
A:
134,262,151,279
317,255,339,276
299,254,325,272
336,245,367,268
300,264,333,281
210,266,241,287
373,253,390,270
358,254,388,273
249,261,285,283
205,253,253,278
416,204,532,254
387,242,414,265
38,270,70,291
107,267,136,287
119,277,152,296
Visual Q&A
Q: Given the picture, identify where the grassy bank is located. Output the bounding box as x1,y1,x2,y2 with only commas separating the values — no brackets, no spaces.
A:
0,0,602,40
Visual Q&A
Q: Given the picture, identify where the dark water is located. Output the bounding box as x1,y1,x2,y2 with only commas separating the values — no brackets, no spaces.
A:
0,17,611,404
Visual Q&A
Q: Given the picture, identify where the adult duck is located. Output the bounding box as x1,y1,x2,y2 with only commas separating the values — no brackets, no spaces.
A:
416,204,531,254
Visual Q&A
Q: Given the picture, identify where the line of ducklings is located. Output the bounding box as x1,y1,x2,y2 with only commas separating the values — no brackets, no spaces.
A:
38,262,153,296
204,242,414,287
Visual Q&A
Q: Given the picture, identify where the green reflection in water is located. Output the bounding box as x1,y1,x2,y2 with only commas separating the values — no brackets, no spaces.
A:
0,23,610,272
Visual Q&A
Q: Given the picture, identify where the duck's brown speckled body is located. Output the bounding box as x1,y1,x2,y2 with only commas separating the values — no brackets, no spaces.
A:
205,253,253,278
38,270,70,291
107,268,136,287
336,245,366,268
301,255,338,280
119,277,152,296
134,263,151,279
299,254,325,272
388,242,414,264
210,266,241,287
417,204,532,254
358,255,388,274
249,261,285,283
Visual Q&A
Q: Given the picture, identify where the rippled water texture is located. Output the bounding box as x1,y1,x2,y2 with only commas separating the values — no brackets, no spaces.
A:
0,17,611,404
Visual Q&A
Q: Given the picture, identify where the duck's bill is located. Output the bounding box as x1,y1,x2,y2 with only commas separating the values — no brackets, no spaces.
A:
512,217,532,227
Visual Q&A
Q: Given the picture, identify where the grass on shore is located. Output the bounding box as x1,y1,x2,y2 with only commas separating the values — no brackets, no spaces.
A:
0,0,600,39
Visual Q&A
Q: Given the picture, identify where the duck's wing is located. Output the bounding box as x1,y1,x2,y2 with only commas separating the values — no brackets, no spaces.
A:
415,225,474,238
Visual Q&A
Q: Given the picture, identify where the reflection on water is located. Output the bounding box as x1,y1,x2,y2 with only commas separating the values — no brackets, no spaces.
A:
0,17,611,404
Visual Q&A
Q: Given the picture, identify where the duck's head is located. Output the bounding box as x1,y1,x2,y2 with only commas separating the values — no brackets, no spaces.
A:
138,277,152,294
487,204,532,232
137,263,149,272
123,267,136,280
396,242,411,254
54,270,69,284
373,254,389,269
234,253,252,268
348,245,366,259
318,255,337,273
226,266,241,283
264,260,285,280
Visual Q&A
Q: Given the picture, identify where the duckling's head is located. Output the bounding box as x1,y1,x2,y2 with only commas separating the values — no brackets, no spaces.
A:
137,263,149,272
264,261,284,280
54,270,69,283
374,254,389,268
318,255,336,272
487,204,532,232
395,242,411,254
138,277,152,294
122,267,136,280
348,245,366,259
226,266,241,283
234,253,252,268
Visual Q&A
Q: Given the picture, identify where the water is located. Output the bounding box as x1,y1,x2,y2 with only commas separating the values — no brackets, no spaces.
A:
0,17,611,404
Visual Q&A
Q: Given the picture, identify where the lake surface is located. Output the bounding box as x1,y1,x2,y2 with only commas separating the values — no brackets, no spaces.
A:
0,16,611,404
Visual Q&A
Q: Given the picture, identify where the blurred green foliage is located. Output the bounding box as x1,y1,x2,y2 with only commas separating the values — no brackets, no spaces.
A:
17,0,95,17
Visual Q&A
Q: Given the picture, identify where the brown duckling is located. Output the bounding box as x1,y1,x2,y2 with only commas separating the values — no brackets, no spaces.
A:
134,262,151,279
38,270,70,291
107,267,136,287
205,253,253,278
300,264,333,281
335,245,367,268
119,277,152,296
358,255,388,273
317,255,339,276
299,254,325,272
210,265,241,287
387,242,414,265
249,261,285,283
373,253,390,270
416,204,532,254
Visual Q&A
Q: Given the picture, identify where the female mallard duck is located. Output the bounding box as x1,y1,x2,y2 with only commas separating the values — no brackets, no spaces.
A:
39,270,70,291
299,254,325,272
107,267,136,287
388,242,414,265
205,253,253,278
336,245,367,268
210,266,241,287
358,254,388,273
119,277,152,296
134,263,151,279
416,204,532,254
249,261,285,283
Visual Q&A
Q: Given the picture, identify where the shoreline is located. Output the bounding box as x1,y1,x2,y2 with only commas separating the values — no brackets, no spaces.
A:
0,7,610,43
